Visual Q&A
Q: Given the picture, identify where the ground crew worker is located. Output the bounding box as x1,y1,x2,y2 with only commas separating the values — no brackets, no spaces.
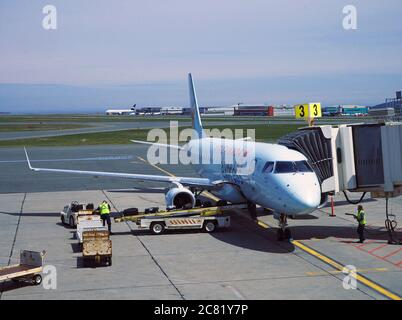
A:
355,205,366,243
99,200,113,235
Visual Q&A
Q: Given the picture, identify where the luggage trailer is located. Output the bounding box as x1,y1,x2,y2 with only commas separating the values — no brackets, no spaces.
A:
114,203,248,235
0,250,46,285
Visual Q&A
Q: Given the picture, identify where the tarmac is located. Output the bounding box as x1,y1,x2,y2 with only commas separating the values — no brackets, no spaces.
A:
0,145,401,300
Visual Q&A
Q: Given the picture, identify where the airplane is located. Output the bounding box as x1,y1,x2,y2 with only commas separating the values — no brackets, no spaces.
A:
105,104,137,115
24,74,322,240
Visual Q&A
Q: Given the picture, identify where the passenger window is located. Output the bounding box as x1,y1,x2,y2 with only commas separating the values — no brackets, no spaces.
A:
262,161,274,173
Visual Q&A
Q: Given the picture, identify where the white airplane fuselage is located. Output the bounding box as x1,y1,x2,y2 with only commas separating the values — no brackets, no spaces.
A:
187,137,321,216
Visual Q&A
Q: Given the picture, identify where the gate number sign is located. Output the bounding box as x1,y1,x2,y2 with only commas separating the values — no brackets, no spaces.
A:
295,103,322,118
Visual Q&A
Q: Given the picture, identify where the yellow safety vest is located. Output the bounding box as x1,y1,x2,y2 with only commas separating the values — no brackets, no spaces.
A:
357,210,366,225
100,203,110,215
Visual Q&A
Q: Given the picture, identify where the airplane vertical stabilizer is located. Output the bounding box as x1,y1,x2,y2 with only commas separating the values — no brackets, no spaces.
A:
188,73,205,138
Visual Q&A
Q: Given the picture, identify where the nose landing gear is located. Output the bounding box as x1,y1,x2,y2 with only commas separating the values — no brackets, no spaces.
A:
277,213,292,241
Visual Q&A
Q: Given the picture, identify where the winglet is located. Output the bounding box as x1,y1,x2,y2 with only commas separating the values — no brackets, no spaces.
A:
24,147,35,171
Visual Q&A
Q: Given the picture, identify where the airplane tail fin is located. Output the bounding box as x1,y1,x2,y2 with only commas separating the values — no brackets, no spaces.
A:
188,73,205,138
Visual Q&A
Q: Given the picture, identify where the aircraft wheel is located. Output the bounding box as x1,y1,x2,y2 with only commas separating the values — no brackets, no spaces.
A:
277,229,284,241
284,228,292,240
247,202,257,220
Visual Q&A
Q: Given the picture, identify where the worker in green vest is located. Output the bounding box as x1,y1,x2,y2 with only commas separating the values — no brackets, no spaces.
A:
355,205,366,243
98,200,113,235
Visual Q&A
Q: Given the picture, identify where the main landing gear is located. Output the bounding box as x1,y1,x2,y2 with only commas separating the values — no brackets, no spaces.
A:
277,213,292,241
247,201,257,221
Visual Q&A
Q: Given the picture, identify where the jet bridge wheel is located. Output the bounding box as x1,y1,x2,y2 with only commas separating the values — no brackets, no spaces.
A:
150,222,165,235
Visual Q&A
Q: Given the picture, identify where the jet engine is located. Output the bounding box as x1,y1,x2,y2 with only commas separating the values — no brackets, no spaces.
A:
165,185,196,209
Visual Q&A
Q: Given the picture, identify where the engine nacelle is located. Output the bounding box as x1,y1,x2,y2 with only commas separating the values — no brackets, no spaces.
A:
165,186,196,209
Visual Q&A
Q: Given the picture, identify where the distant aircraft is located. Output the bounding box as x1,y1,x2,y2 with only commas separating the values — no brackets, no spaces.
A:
106,104,136,115
25,74,321,240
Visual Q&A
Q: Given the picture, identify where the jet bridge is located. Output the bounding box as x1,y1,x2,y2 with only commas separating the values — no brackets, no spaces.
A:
278,122,402,198
279,121,402,244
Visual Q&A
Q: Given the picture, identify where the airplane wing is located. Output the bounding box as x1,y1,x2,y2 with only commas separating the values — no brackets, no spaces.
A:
24,148,215,189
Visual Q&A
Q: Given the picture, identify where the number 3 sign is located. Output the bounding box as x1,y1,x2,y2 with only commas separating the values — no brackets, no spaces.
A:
294,103,322,119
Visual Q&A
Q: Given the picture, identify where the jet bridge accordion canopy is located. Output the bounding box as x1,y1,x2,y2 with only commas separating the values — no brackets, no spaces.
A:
278,128,334,184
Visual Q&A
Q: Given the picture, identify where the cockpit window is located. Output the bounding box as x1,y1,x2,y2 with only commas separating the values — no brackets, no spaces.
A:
262,161,274,173
274,161,313,173
274,161,295,173
294,160,313,172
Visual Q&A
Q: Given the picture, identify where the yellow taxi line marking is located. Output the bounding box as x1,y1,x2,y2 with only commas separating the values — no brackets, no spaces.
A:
292,240,401,300
137,156,176,177
243,214,401,300
135,157,401,300
306,268,388,276
257,220,270,229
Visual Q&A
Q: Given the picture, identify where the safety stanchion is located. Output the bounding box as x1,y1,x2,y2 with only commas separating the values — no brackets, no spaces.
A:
330,195,336,217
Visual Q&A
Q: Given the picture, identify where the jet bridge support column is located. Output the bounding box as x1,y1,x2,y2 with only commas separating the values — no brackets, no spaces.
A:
384,196,401,245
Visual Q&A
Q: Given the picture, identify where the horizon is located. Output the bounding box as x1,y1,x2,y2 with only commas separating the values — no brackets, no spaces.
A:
1,1,401,113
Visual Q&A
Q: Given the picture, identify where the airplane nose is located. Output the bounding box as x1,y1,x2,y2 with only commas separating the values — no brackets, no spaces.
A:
297,188,321,210
282,175,321,214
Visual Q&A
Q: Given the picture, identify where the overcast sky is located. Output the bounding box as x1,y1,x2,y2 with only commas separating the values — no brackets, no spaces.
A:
0,0,401,113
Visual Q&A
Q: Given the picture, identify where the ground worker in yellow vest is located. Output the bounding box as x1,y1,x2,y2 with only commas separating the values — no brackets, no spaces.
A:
98,200,113,235
355,205,366,243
